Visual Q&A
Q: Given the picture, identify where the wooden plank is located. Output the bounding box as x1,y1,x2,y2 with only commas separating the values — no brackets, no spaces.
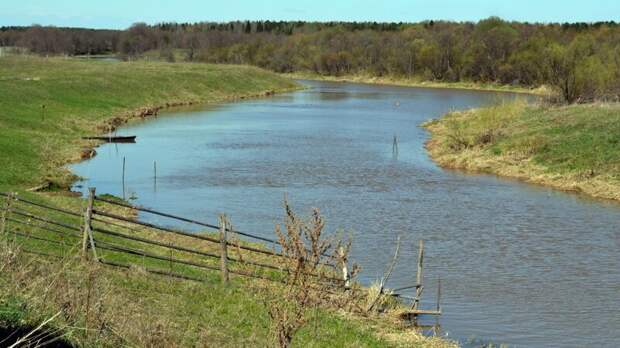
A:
405,309,441,316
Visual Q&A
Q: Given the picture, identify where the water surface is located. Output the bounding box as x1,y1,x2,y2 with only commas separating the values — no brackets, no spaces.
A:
72,81,620,348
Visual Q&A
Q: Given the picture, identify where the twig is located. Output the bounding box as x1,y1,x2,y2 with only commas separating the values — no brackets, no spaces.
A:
8,311,62,348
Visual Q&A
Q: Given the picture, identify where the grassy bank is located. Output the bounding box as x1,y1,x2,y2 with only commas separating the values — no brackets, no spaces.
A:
0,55,297,192
282,71,552,96
424,101,620,201
0,56,455,347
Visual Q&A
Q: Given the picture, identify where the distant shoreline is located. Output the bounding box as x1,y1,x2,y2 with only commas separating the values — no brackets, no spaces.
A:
281,71,552,96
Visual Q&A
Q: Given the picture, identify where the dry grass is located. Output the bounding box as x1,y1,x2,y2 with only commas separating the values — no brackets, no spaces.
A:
424,101,620,201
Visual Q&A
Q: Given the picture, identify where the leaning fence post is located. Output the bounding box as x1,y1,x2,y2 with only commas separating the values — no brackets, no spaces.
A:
82,188,96,261
0,192,14,238
412,239,424,310
219,214,229,285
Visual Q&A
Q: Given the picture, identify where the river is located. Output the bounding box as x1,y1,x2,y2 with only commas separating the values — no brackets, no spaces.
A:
71,80,620,348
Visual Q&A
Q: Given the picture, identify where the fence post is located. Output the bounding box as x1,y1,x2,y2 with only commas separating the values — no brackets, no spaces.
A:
412,239,424,310
337,246,351,289
436,276,441,313
0,192,14,238
82,188,96,261
122,157,126,200
219,214,229,285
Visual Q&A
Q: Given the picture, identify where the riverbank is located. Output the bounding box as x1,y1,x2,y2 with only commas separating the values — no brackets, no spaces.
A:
282,71,552,96
0,55,298,192
424,101,620,202
0,56,455,347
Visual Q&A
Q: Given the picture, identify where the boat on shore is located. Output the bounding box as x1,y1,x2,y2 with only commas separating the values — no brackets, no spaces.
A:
82,135,136,143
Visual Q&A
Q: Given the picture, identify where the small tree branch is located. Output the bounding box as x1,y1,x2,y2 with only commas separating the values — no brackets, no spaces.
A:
366,235,401,312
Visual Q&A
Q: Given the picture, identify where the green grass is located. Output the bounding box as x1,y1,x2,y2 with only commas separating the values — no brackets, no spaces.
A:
0,55,297,191
424,101,620,201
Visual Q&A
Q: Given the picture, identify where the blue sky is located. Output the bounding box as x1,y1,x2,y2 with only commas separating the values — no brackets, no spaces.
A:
1,0,619,29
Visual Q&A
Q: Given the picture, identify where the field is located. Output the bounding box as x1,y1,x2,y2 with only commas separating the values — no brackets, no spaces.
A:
424,101,620,201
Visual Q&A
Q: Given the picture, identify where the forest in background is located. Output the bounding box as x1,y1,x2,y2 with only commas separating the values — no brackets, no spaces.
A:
2,18,620,102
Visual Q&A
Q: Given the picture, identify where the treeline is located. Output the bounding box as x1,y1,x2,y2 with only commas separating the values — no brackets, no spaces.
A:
2,18,620,102
0,26,118,55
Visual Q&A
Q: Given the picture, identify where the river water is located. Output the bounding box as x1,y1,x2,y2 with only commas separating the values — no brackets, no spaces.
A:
71,80,620,348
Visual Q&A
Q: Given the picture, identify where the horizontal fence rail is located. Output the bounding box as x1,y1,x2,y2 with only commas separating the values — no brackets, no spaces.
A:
94,195,337,261
0,192,82,218
0,190,346,289
1,190,443,315
94,196,279,245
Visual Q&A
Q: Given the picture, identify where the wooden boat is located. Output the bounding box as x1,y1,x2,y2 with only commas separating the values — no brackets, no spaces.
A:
82,135,136,143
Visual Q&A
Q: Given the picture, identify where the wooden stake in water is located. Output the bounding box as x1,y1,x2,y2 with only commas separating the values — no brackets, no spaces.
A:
412,239,424,310
392,135,399,157
122,157,126,200
153,160,157,191
436,276,442,313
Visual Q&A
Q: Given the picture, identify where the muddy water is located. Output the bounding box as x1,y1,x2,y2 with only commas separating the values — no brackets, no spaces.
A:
71,81,620,347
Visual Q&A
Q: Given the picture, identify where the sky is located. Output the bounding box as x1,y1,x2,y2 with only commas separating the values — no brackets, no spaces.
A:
1,0,620,29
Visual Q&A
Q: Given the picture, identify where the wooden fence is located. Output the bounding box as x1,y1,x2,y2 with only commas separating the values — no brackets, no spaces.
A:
0,189,441,318
0,189,345,288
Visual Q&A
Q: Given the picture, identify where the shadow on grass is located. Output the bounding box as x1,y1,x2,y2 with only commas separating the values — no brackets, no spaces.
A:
0,326,74,348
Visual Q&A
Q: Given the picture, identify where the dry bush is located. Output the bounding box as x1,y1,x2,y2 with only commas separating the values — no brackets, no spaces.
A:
263,199,357,348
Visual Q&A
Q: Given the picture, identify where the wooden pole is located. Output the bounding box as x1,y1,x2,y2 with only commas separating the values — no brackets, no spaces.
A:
219,214,229,285
392,135,398,157
337,246,351,289
436,277,441,313
0,192,14,237
153,160,157,187
122,157,126,200
412,239,424,310
82,188,96,260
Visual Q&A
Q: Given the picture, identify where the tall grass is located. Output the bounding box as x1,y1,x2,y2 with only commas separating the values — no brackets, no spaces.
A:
424,100,620,200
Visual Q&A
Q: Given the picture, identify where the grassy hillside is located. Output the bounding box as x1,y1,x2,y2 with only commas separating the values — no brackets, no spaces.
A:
424,101,620,201
0,56,297,192
0,57,455,347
